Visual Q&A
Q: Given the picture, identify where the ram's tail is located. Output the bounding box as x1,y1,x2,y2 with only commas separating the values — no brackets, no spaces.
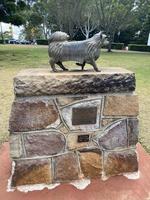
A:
48,31,69,43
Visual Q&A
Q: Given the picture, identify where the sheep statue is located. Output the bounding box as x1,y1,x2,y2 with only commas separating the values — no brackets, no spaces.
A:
48,31,108,72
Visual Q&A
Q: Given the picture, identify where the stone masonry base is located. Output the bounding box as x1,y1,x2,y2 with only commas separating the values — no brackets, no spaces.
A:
8,68,139,190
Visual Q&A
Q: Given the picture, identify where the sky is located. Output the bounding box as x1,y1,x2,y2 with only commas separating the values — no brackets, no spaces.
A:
1,22,23,39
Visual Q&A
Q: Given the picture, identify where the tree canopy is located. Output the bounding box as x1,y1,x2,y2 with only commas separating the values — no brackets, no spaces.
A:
1,0,150,50
0,0,27,25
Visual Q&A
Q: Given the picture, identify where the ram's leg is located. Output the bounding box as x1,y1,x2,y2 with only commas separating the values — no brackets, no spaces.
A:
49,59,57,72
81,61,86,70
76,61,86,70
90,59,100,72
56,61,68,71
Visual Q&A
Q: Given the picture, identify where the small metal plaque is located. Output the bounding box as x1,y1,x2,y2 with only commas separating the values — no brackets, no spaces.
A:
78,134,90,143
72,107,97,125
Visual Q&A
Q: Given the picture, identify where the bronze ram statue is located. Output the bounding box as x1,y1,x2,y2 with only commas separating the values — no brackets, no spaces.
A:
48,31,108,72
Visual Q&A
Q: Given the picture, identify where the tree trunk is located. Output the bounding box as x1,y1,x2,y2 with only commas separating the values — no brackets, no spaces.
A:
0,22,4,43
107,40,112,52
86,31,89,39
107,33,114,52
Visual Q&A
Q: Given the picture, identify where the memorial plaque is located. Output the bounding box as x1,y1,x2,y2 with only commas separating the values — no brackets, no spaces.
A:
72,107,97,125
78,134,90,143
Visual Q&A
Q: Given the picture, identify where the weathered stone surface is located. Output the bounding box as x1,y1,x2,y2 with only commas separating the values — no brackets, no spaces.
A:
56,96,88,106
10,135,23,158
103,95,139,116
24,131,66,157
54,152,79,182
98,120,128,150
58,124,69,134
9,97,59,132
14,68,135,97
101,118,120,127
61,99,101,131
104,149,138,177
67,132,92,150
79,150,102,178
127,118,139,146
12,159,51,186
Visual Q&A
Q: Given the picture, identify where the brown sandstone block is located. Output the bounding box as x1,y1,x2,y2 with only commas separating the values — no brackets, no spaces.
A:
24,131,66,157
54,152,79,182
79,150,102,178
9,97,59,132
101,118,120,127
104,149,138,177
12,159,52,186
103,95,139,116
56,96,88,106
14,68,135,97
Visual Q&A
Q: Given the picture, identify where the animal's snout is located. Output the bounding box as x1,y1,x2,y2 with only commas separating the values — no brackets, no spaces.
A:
102,35,109,46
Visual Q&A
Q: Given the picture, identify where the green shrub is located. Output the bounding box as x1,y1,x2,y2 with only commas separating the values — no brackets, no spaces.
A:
128,44,150,52
36,39,48,45
0,40,4,44
111,43,124,50
0,40,9,44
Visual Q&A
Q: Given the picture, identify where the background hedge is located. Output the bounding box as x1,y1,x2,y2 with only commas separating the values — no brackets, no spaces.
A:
111,43,124,50
128,44,150,52
36,39,48,45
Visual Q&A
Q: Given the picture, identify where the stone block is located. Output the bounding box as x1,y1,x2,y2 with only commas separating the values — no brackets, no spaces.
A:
8,67,140,188
14,68,135,97
9,135,23,158
12,159,52,186
61,99,101,131
9,97,59,132
79,150,102,178
24,131,66,157
103,95,139,116
98,120,128,150
101,118,120,127
127,118,139,146
58,124,69,134
103,149,138,177
54,152,79,182
67,132,92,150
56,96,88,106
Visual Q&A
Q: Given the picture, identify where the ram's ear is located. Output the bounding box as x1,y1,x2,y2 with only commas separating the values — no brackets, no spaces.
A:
99,31,104,40
100,33,103,40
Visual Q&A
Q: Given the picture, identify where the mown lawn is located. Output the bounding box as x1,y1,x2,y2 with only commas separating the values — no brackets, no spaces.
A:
0,45,150,152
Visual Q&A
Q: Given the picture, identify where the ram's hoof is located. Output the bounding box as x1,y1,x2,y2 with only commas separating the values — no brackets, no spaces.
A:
63,68,69,71
95,69,101,72
51,69,57,72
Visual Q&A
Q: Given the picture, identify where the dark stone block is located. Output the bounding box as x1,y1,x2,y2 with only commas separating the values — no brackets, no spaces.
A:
72,107,97,125
98,120,128,150
104,149,138,177
9,98,59,132
24,131,66,157
54,152,79,182
12,159,52,186
127,118,139,146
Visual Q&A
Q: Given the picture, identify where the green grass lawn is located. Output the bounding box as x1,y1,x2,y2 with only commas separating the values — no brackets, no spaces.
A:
0,45,150,152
